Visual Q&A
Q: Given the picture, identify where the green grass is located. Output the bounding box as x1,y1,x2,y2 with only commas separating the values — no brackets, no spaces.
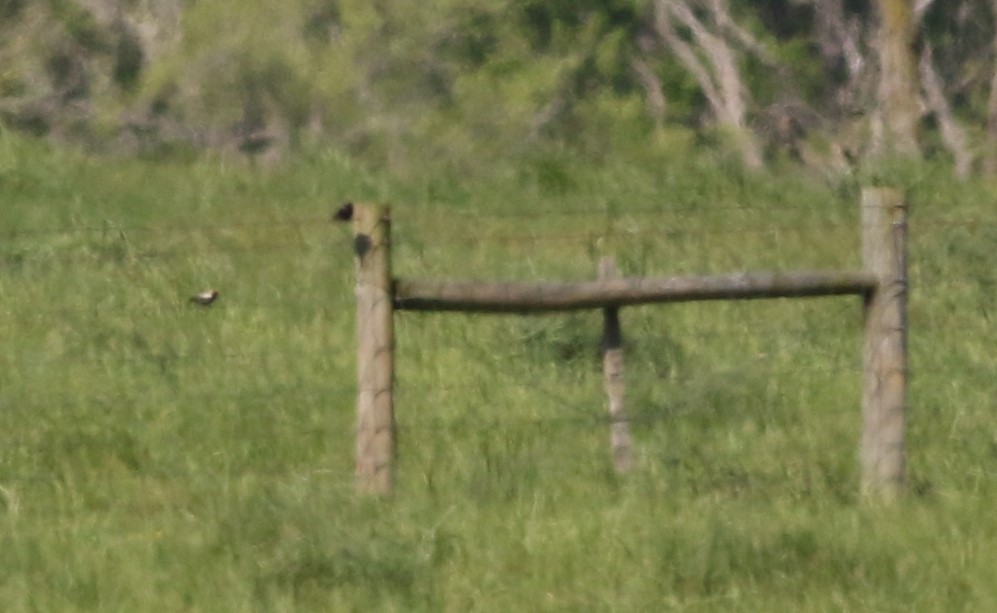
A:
1,132,996,610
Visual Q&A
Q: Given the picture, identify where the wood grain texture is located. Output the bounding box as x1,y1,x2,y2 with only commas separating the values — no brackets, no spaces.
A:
352,204,395,494
599,258,633,474
395,270,877,313
861,187,908,501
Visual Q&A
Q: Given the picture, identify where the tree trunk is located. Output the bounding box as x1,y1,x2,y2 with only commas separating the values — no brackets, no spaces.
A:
873,0,921,157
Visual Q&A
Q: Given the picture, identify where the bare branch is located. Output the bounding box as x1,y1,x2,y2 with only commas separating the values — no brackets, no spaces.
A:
652,1,723,113
814,0,866,82
707,0,775,64
651,0,762,168
666,0,748,128
919,42,972,177
914,0,938,19
631,55,667,126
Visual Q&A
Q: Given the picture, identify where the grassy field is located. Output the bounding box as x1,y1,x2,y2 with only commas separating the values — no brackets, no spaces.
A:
1,131,996,611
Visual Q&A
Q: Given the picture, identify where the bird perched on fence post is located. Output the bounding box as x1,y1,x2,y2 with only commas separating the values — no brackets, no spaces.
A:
190,289,219,306
332,202,354,222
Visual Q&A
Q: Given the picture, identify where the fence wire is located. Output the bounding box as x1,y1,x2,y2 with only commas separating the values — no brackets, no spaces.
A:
1,209,993,487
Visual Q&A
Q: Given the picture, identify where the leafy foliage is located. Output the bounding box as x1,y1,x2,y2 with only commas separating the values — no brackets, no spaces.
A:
1,0,990,173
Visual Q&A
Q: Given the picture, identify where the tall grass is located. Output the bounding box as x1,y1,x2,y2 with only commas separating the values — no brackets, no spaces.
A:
1,133,995,610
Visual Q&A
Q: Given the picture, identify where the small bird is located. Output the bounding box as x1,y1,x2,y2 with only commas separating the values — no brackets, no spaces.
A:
332,202,354,222
190,289,219,306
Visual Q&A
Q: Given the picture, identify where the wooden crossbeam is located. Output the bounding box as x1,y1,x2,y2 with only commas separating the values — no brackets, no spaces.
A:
393,270,878,313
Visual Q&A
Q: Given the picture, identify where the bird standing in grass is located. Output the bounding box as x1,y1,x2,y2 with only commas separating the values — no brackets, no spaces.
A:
190,289,219,306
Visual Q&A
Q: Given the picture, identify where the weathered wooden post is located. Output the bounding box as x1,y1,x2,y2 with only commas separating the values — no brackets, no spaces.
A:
599,257,633,473
860,188,908,501
335,202,395,494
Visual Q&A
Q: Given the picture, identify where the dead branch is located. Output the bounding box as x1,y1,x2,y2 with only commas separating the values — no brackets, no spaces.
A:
919,42,972,178
652,0,763,168
631,55,667,126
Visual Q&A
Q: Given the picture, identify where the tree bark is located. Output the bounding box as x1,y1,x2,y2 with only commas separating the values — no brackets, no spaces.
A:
394,270,877,313
598,258,633,474
349,204,396,495
873,0,922,157
861,187,908,501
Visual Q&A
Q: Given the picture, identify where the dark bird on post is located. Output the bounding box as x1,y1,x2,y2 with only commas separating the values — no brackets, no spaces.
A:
190,289,219,306
332,202,354,222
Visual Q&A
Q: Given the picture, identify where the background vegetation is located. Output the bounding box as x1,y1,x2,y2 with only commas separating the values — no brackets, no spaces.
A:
1,0,995,174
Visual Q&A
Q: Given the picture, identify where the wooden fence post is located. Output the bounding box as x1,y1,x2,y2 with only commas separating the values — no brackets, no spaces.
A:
339,203,395,494
860,188,908,501
599,258,633,473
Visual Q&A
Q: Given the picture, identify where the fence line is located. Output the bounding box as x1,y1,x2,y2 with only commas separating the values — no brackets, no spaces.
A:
3,204,994,242
2,221,840,250
398,225,857,248
3,221,855,260
0,467,359,493
0,396,974,442
5,299,985,335
2,216,989,278
1,212,989,276
333,188,910,499
0,206,845,238
6,196,994,502
0,310,977,397
0,361,867,405
0,238,353,269
0,292,359,317
0,335,862,368
0,213,333,239
5,299,986,340
6,415,995,503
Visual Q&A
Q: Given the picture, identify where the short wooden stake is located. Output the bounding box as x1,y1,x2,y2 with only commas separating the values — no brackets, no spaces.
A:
860,188,908,501
599,258,633,473
340,203,395,494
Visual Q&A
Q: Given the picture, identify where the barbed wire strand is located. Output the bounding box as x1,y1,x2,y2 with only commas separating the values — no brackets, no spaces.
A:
3,217,991,276
1,212,991,466
0,305,987,369
0,357,868,421
3,205,994,242
4,398,992,492
0,284,986,325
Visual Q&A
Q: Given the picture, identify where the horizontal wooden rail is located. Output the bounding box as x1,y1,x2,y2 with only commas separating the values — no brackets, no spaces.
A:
393,270,878,313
